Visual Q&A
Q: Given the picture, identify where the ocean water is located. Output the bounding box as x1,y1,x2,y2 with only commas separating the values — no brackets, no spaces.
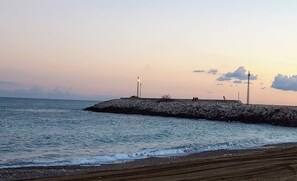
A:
1,97,297,168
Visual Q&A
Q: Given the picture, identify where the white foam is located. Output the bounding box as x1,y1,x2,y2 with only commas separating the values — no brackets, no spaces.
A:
65,138,278,166
0,139,273,168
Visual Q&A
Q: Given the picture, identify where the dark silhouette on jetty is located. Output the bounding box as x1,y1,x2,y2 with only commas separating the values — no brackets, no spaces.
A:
85,98,297,127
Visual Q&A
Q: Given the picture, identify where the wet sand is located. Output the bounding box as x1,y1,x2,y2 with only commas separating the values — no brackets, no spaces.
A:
2,144,297,181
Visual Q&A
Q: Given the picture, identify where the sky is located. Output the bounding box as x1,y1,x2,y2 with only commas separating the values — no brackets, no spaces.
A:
1,0,297,105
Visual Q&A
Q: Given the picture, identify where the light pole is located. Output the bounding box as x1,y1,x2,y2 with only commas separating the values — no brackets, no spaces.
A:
137,76,140,98
140,83,142,98
247,71,250,105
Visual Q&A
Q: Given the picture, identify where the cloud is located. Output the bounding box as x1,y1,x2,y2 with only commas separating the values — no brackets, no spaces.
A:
193,68,219,75
233,80,242,84
217,66,257,82
208,68,218,75
0,86,115,101
0,86,76,99
216,83,224,86
271,74,297,91
0,80,18,86
0,80,20,91
193,70,205,73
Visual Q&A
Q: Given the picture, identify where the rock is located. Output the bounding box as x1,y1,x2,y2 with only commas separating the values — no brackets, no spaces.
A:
84,98,297,127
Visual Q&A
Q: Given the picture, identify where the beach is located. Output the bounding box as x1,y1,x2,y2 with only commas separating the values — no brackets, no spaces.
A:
2,143,297,181
2,98,297,181
3,1,297,180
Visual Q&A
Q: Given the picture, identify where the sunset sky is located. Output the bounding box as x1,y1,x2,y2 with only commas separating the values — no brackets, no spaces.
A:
1,0,297,105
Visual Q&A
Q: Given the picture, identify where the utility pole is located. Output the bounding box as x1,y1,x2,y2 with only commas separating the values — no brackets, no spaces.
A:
238,92,240,101
140,83,142,98
247,71,250,105
137,76,140,98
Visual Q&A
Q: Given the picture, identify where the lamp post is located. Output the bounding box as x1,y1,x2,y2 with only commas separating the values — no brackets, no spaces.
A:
140,83,142,98
247,71,250,105
137,76,140,98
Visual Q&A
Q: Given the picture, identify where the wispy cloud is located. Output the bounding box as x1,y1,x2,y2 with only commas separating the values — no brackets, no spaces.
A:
193,68,219,75
0,86,115,101
271,74,297,91
233,80,242,84
0,80,18,86
217,66,257,82
208,68,218,75
193,70,205,73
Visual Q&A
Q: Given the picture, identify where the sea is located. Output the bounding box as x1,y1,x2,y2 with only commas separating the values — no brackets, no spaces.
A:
1,97,297,168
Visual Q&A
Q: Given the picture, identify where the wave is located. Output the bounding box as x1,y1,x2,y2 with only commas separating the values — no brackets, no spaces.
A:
0,138,274,169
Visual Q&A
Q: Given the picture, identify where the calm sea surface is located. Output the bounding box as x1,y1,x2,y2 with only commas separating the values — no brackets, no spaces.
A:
1,97,297,168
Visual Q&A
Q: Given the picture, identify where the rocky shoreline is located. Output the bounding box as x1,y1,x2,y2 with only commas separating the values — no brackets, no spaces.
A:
85,98,297,127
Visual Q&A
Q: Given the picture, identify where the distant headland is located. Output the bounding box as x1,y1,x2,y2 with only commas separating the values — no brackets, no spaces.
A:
85,97,297,127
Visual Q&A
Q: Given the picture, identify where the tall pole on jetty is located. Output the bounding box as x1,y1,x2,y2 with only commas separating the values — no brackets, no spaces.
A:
140,83,142,98
247,71,250,105
137,76,140,98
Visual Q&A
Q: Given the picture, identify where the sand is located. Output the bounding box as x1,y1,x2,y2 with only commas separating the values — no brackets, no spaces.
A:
2,143,297,181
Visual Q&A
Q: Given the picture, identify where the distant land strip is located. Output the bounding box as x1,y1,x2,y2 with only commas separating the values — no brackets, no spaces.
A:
85,98,297,127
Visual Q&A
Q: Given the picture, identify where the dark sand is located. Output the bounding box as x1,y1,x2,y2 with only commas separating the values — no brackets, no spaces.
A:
2,143,297,181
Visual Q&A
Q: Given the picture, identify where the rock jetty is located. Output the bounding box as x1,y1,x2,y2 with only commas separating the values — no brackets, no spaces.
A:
85,98,297,127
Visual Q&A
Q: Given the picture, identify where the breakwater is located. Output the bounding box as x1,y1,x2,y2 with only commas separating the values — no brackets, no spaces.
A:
85,98,297,127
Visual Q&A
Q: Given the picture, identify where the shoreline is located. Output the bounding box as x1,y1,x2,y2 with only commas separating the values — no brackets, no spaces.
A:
2,143,297,181
85,98,297,127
